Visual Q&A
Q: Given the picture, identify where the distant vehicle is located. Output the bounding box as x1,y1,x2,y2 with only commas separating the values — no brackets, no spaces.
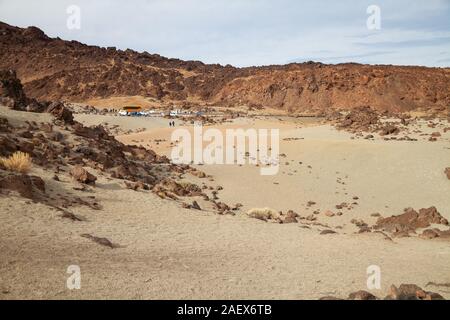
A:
143,110,156,116
169,109,192,117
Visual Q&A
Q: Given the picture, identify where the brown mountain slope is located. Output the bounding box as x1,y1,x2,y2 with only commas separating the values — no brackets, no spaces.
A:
0,21,449,112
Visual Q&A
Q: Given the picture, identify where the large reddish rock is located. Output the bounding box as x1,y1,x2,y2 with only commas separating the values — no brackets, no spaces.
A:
379,124,400,136
0,173,45,199
335,106,379,131
72,123,110,140
70,165,97,185
385,284,444,300
374,207,448,235
348,290,377,300
0,69,27,109
0,117,10,132
420,229,440,239
152,178,202,197
0,69,47,112
109,165,132,180
0,135,17,156
130,146,157,162
322,284,445,300
46,102,74,124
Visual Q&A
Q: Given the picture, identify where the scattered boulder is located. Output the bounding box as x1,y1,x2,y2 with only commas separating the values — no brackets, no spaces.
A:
59,209,85,222
420,229,440,239
232,203,243,211
348,290,377,300
25,100,45,113
385,284,444,300
379,124,400,136
213,201,231,214
351,219,368,228
335,202,347,210
324,210,335,217
190,169,206,178
320,229,337,235
152,179,202,197
370,213,381,218
181,202,191,209
0,173,45,199
46,102,74,124
124,180,147,191
323,284,445,300
373,207,448,238
280,210,298,223
335,106,379,132
191,200,201,210
0,136,17,156
109,165,132,180
70,165,97,185
445,167,450,180
419,228,450,240
0,70,28,109
0,117,11,133
306,201,316,207
81,234,116,249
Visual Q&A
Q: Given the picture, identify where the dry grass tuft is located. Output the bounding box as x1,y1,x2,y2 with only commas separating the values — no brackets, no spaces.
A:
247,207,280,221
0,151,32,173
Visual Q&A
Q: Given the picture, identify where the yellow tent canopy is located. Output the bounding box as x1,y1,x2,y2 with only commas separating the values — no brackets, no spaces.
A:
123,106,142,112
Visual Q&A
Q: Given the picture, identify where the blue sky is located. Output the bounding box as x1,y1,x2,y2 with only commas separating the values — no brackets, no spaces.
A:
1,0,449,67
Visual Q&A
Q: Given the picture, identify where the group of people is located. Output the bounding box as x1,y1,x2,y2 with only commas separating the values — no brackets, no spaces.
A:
169,121,176,127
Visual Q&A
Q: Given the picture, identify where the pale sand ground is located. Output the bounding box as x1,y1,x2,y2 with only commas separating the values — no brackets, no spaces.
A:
116,116,450,224
75,113,186,131
1,110,450,299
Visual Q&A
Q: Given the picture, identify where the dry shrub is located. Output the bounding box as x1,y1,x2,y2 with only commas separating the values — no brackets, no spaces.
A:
0,151,32,173
247,207,280,221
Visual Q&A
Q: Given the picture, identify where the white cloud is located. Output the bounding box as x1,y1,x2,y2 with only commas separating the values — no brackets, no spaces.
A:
0,0,449,67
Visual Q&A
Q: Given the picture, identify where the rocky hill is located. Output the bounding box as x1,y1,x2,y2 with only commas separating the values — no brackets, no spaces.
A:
1,68,223,214
1,21,449,113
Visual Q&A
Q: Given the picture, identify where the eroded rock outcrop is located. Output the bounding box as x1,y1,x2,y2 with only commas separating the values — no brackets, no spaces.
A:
1,21,449,114
70,166,97,185
0,173,45,199
1,70,210,214
321,284,445,300
373,207,449,239
333,106,380,132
